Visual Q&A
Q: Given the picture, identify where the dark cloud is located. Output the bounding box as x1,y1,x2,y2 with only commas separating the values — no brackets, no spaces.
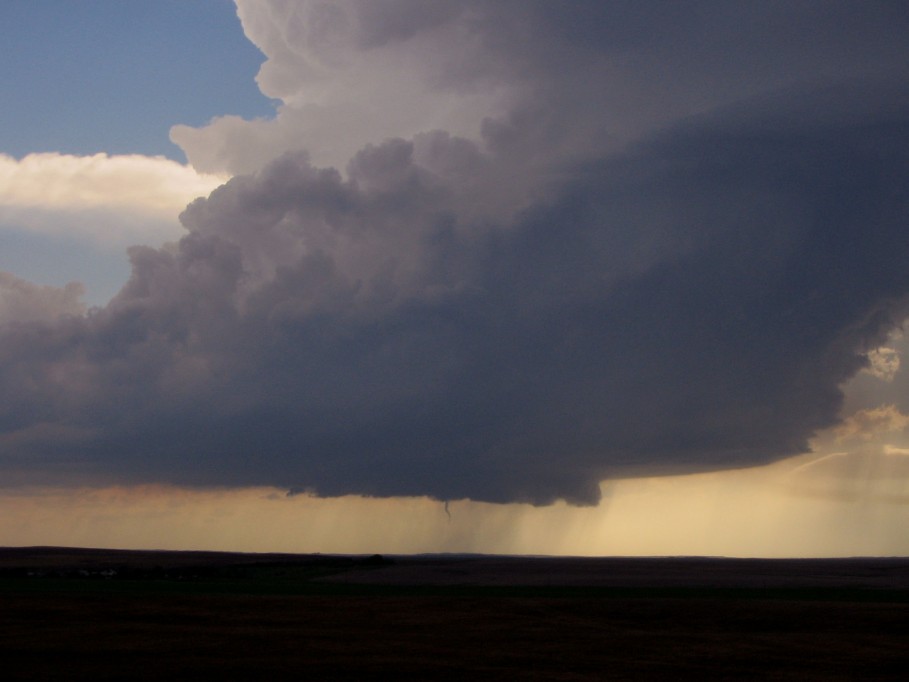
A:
3,81,909,504
4,2,909,504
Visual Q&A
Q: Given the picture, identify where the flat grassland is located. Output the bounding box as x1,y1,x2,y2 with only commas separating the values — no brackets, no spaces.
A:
1,548,908,680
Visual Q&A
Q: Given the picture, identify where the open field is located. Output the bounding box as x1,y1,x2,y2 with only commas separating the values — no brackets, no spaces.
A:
2,548,908,679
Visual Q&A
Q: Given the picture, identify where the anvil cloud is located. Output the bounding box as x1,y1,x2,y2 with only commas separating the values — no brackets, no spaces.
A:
2,1,908,505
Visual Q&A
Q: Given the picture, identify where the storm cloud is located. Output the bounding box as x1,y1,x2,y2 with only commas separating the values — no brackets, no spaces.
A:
174,0,909,173
2,1,909,504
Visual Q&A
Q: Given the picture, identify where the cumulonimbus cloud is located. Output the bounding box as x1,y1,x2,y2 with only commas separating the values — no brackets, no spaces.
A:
173,0,909,176
2,1,909,505
4,89,909,504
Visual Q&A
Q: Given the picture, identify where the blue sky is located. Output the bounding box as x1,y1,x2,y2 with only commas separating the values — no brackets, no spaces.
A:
0,1,264,304
0,0,272,160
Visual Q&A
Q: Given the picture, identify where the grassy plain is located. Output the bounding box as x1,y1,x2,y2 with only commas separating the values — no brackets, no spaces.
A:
1,548,907,680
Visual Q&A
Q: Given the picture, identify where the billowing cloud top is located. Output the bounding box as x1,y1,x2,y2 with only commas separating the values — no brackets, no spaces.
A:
173,0,909,174
3,1,909,504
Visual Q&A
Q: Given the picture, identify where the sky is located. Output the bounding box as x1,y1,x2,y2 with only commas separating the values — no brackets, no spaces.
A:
1,0,909,556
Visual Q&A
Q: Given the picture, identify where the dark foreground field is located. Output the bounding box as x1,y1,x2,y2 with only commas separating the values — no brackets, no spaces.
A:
2,548,908,680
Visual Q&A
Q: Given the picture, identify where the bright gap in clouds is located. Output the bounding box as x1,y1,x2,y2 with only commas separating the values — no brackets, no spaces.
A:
1,452,906,557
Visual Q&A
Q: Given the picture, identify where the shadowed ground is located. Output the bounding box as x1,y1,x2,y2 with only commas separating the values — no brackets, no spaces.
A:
1,548,907,680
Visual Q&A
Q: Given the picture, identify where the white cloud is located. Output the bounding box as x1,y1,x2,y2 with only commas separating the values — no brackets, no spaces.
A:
0,153,229,305
0,152,226,244
0,152,225,215
172,0,511,174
